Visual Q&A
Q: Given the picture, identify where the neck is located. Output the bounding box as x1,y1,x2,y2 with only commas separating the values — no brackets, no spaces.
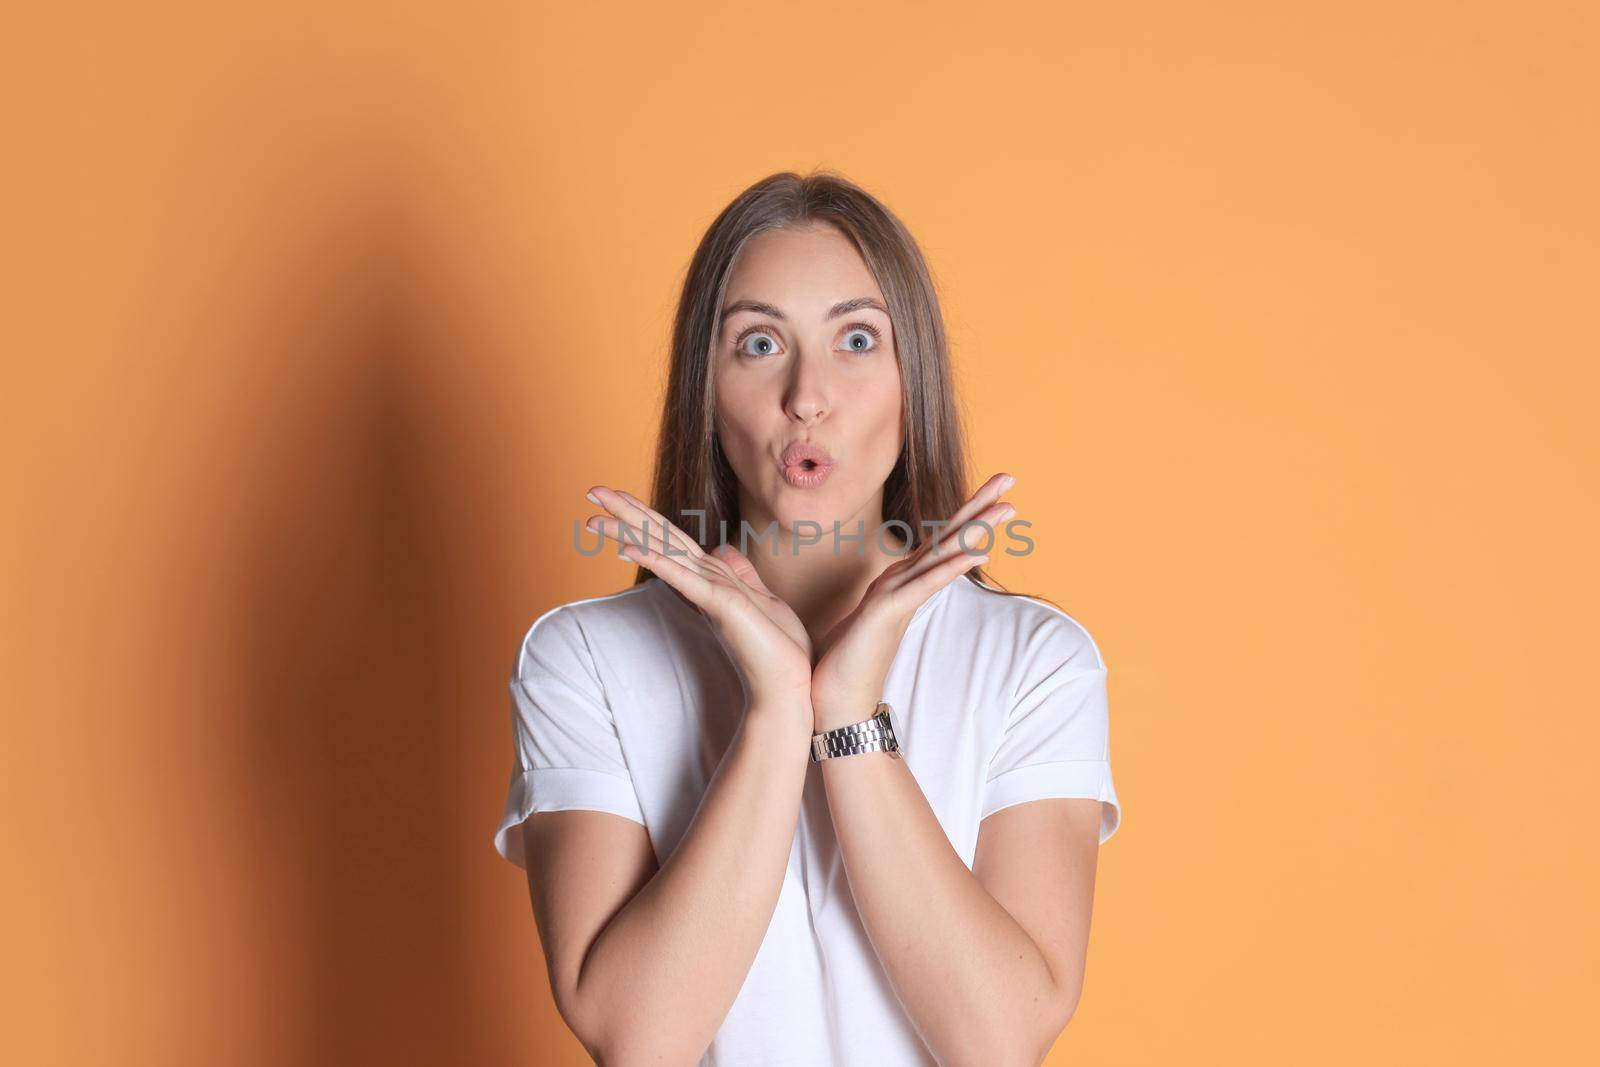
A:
735,501,909,649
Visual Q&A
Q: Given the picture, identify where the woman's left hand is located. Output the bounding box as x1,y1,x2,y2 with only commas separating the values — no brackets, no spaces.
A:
809,473,1017,732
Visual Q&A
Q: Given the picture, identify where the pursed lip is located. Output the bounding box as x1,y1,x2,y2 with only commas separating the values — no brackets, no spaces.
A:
779,440,835,470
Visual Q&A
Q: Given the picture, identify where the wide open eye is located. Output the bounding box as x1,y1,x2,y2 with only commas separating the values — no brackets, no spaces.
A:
841,322,883,353
734,327,781,358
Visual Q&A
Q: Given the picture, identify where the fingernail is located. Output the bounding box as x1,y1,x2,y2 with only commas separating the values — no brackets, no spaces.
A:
586,490,600,505
998,504,1015,521
1000,474,1016,491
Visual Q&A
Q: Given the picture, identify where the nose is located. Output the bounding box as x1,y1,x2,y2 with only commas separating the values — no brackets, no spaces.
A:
783,349,831,425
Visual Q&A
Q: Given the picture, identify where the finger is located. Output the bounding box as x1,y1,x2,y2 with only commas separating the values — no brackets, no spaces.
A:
591,487,702,560
587,517,759,617
588,486,705,562
909,501,1014,577
897,536,989,606
924,472,1013,552
918,473,1015,560
586,515,712,571
614,488,709,560
615,530,720,604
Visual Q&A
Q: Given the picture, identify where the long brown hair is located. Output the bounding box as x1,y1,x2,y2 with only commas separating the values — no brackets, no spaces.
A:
637,168,1053,611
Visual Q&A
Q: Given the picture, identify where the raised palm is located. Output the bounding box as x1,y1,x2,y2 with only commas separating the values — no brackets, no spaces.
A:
585,488,814,704
809,473,1015,726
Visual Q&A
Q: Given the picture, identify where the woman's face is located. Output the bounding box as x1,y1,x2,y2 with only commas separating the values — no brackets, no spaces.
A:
712,222,904,542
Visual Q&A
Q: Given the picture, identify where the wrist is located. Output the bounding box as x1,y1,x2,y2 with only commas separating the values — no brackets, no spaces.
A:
812,698,881,733
744,692,815,739
809,702,901,763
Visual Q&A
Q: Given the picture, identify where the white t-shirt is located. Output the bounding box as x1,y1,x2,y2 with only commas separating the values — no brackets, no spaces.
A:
494,574,1122,1066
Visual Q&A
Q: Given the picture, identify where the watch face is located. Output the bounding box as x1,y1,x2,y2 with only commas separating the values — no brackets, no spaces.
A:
878,702,897,739
881,703,903,759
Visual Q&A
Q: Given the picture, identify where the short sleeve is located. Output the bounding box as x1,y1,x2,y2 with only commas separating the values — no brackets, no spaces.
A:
980,611,1122,844
493,605,646,869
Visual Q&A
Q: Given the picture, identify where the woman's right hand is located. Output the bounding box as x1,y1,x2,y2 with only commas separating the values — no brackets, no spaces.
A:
583,486,815,711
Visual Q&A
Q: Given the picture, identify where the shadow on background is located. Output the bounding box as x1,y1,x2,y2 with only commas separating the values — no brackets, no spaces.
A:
236,189,514,1064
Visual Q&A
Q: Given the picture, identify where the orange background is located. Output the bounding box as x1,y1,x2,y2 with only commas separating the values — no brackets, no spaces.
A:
3,2,1596,1064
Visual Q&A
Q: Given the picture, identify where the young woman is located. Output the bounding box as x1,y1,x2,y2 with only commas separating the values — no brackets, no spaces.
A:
493,170,1122,1066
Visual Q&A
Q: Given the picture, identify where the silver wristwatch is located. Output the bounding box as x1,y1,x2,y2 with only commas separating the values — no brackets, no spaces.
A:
810,702,901,762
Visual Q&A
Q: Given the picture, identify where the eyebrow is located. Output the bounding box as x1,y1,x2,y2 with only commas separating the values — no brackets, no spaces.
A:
719,296,889,323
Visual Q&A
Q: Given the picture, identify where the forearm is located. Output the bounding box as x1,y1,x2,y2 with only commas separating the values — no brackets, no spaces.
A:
820,752,1065,1067
576,699,813,1065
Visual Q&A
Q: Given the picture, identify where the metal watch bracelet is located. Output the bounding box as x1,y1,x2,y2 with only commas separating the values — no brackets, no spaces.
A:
810,702,900,762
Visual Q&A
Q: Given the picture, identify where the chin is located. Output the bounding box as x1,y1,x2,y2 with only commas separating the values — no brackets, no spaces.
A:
764,495,840,533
